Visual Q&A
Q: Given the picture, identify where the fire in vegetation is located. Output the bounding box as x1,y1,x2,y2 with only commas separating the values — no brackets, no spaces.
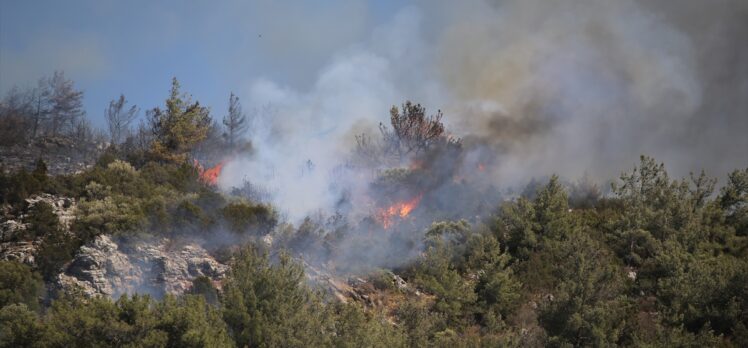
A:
195,160,225,185
376,193,423,229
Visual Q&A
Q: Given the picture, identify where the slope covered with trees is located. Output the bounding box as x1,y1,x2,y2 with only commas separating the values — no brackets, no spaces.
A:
0,75,746,347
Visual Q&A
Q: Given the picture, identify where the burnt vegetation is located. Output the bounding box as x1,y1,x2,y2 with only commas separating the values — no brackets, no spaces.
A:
0,74,747,347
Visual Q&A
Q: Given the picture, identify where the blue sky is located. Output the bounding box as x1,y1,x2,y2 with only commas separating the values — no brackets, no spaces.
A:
2,0,746,181
0,0,405,128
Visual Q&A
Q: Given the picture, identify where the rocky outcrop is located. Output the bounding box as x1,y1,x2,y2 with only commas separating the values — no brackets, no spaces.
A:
0,241,39,265
0,219,25,243
1,193,228,299
58,235,228,298
304,261,421,310
24,194,77,230
0,194,77,266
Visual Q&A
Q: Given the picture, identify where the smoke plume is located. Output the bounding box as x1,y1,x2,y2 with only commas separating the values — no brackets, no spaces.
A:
219,0,748,227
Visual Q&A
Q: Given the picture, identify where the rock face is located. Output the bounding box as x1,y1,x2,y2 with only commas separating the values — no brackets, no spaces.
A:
0,241,38,265
0,220,26,243
0,194,77,266
24,194,77,230
0,193,227,299
58,235,228,298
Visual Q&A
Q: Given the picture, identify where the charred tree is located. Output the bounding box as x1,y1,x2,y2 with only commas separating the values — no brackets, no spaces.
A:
105,94,139,145
222,92,248,148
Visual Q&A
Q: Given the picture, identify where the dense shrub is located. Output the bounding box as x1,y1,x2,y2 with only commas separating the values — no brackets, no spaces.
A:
221,201,277,235
23,201,60,240
35,227,78,280
0,261,44,311
0,304,46,348
12,294,235,347
221,246,405,347
73,195,146,239
189,276,219,306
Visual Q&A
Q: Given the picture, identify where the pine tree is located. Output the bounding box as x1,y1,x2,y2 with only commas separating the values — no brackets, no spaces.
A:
222,92,247,148
148,78,212,162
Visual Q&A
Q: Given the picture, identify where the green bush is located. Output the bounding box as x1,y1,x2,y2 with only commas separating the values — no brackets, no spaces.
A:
221,247,327,347
173,199,211,234
536,231,632,347
0,261,44,311
0,304,46,348
189,276,219,306
412,237,477,325
73,195,146,239
369,269,398,292
23,201,60,241
0,169,41,206
35,228,78,281
221,246,405,347
221,201,277,235
26,293,233,347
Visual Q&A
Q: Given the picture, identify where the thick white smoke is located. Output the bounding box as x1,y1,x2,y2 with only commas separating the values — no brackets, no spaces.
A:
219,0,748,222
218,7,445,220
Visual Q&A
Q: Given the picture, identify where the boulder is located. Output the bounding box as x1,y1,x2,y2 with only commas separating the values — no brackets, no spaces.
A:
58,234,228,299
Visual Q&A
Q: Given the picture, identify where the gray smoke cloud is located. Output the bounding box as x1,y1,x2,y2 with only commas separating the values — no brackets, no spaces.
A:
218,0,748,224
434,0,748,184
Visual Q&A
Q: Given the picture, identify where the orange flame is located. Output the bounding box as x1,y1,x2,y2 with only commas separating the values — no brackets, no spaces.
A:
195,160,225,185
377,193,423,229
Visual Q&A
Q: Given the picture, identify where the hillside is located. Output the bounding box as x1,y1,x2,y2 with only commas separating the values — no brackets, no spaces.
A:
0,94,746,346
1,2,747,343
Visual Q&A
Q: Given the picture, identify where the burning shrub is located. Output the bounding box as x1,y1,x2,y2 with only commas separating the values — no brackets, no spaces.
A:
370,168,417,199
193,160,225,186
356,102,471,231
369,169,425,229
356,101,460,168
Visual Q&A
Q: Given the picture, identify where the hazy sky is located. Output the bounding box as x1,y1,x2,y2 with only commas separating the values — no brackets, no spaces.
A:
0,0,404,128
2,0,746,186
